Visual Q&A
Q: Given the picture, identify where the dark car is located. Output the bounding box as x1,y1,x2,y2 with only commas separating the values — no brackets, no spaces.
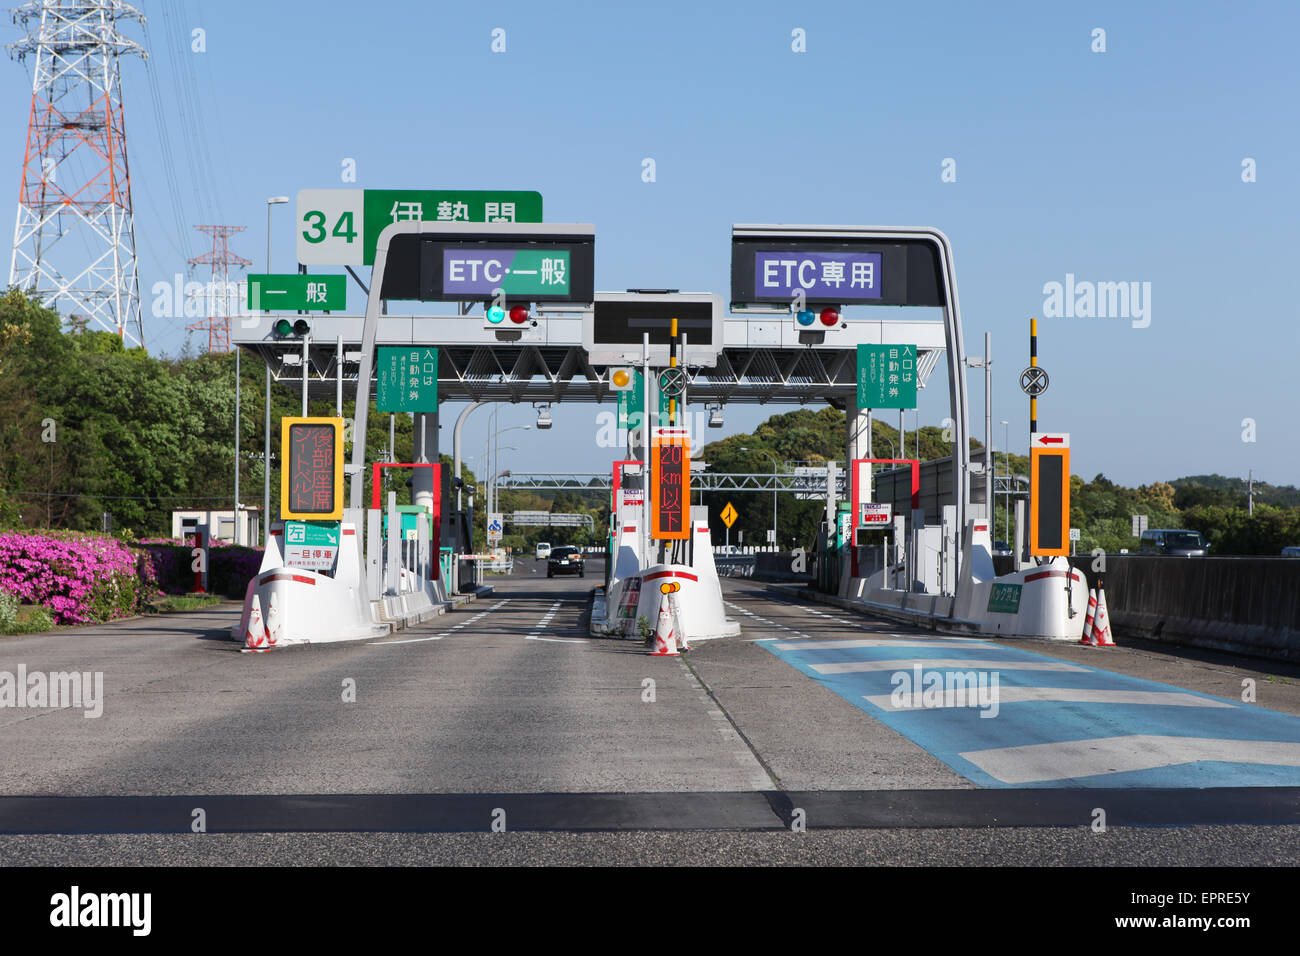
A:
547,546,584,578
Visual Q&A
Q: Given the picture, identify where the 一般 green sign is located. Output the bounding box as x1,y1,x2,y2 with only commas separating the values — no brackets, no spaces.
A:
247,273,346,312
856,344,917,410
377,346,438,414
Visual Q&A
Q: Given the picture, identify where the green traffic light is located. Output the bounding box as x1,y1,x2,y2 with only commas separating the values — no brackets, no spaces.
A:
274,318,293,336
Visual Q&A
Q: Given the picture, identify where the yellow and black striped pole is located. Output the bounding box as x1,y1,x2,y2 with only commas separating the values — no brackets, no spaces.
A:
669,317,678,425
1029,317,1038,435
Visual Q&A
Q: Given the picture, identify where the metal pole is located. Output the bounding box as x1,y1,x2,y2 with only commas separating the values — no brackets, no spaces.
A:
301,335,308,416
336,335,343,416
1030,318,1038,437
234,347,240,545
454,402,487,513
642,332,651,567
264,365,270,542
985,331,993,525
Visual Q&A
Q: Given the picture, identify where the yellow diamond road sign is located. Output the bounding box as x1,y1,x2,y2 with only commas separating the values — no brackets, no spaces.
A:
720,502,738,528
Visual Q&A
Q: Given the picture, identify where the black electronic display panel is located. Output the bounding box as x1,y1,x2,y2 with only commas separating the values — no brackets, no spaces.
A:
1035,453,1064,551
282,419,343,520
730,237,946,308
593,299,714,345
377,231,594,303
651,437,690,540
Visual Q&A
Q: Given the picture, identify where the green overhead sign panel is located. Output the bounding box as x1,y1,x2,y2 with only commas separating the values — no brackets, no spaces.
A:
296,189,544,266
377,346,438,414
856,344,917,410
247,273,346,312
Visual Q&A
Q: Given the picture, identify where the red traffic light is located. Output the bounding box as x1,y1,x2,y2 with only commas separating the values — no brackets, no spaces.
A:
819,308,840,327
509,305,529,324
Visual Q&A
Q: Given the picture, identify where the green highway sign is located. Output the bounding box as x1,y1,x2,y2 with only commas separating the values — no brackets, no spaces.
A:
617,369,672,428
856,344,917,410
987,581,1023,614
284,520,340,548
377,346,438,414
247,273,346,312
297,188,544,266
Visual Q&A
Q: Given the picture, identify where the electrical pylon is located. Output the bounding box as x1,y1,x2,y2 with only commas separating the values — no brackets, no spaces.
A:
186,224,249,353
8,0,147,346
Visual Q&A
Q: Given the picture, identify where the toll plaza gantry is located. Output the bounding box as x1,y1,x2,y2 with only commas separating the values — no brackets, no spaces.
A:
233,219,974,638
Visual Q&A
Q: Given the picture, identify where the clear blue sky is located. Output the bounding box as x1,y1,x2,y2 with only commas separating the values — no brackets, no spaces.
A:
5,0,1296,488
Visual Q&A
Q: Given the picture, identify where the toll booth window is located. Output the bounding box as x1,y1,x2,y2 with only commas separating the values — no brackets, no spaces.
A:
288,423,337,515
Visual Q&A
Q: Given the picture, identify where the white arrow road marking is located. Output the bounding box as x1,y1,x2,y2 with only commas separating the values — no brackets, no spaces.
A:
960,735,1300,785
812,658,1087,675
863,687,1235,711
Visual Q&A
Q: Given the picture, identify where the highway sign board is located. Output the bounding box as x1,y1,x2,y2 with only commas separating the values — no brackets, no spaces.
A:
650,427,690,540
281,417,343,521
1132,514,1148,537
442,248,569,297
283,520,340,572
720,502,738,528
247,273,345,312
377,347,438,414
857,344,917,409
1069,527,1081,542
751,251,882,301
1030,432,1070,557
1020,366,1050,396
487,512,503,545
987,582,1023,614
860,502,892,524
296,189,543,266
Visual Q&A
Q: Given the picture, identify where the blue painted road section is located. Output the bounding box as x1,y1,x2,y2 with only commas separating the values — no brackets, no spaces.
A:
761,636,1300,788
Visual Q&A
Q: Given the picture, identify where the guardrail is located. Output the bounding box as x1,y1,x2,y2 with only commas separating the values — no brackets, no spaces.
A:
474,556,514,575
714,555,756,578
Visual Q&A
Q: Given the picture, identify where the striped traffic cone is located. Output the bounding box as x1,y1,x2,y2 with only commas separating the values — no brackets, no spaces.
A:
668,592,691,652
1093,587,1116,646
244,593,266,649
1080,589,1097,645
647,596,679,657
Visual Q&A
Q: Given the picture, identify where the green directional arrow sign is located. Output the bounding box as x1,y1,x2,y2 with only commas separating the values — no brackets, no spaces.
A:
247,273,346,312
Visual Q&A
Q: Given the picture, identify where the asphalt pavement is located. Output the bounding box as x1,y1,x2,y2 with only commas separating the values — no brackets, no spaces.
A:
0,556,1296,865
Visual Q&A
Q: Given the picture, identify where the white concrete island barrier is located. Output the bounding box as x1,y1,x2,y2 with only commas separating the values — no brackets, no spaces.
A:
846,519,1088,640
235,521,389,649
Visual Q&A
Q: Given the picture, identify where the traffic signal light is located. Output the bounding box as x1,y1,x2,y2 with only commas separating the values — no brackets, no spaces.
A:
610,367,636,390
793,307,844,332
484,303,535,330
274,318,311,337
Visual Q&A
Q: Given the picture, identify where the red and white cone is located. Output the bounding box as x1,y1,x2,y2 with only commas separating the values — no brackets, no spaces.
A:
1093,587,1115,646
244,593,266,649
648,596,679,656
668,593,691,652
1080,588,1097,645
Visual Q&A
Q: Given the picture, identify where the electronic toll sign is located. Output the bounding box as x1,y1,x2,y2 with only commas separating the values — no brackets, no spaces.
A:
729,225,948,309
375,223,595,304
1030,432,1070,557
651,426,691,540
281,417,344,520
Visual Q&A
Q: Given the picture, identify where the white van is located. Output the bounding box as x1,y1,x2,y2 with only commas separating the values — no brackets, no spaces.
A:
535,542,552,560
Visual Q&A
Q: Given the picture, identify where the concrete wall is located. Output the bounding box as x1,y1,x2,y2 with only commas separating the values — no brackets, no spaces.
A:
1056,555,1300,662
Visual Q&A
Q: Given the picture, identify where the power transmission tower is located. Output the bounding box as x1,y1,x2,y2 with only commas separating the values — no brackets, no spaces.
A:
8,0,147,345
186,224,250,353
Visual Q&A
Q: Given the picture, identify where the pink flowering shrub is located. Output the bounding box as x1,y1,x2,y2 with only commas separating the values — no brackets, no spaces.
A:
0,531,145,625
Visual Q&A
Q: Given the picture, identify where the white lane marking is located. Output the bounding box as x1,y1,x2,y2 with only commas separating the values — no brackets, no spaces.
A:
774,638,991,651
525,599,588,644
369,600,511,645
812,658,1088,675
960,735,1300,785
863,687,1236,711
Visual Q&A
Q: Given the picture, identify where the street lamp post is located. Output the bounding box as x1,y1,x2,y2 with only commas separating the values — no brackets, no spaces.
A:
263,196,289,543
1000,420,1010,545
741,446,780,549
